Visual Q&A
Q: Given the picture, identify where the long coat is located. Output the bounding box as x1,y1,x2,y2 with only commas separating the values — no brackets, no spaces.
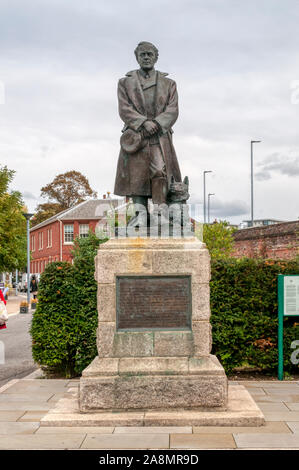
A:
114,70,182,196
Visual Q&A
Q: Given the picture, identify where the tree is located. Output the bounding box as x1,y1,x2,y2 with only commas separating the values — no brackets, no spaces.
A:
31,202,62,227
31,170,97,226
0,166,27,272
203,220,236,259
40,170,97,209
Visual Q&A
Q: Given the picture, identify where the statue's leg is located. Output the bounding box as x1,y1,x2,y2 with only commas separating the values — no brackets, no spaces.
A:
127,195,148,227
149,144,168,205
149,145,170,228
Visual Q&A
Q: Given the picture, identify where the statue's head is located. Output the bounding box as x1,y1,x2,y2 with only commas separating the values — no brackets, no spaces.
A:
134,41,158,71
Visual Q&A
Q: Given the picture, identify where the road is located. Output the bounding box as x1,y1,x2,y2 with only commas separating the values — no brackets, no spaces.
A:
0,312,37,388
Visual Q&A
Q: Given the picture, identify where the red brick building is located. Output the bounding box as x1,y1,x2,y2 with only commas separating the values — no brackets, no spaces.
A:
232,220,299,260
29,198,120,274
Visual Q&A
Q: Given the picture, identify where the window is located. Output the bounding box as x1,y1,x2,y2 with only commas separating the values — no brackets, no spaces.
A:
31,235,35,252
38,232,43,250
64,224,74,243
79,224,89,238
47,228,52,247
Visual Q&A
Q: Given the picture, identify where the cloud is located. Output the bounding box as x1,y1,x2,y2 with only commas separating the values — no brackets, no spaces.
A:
209,199,249,218
256,153,299,180
190,196,249,220
22,191,38,200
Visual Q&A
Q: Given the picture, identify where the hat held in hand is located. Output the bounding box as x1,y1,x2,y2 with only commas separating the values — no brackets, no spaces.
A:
120,129,147,154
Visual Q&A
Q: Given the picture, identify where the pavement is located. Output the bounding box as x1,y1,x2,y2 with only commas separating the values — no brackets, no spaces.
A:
5,294,27,315
0,296,37,388
0,373,298,449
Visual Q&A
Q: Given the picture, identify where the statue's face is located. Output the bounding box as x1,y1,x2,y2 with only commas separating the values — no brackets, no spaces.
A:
136,46,157,71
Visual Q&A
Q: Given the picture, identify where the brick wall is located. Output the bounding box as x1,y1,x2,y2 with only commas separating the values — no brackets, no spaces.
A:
30,219,100,273
232,221,299,259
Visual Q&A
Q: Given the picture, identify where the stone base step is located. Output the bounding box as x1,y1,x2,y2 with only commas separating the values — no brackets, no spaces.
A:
41,384,265,427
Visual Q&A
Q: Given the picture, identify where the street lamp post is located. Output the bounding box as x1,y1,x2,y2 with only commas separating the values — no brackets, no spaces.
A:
203,170,212,224
22,213,34,310
208,193,215,224
250,140,261,227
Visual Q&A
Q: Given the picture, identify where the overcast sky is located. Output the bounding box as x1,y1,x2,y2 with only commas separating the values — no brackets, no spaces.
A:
0,0,298,224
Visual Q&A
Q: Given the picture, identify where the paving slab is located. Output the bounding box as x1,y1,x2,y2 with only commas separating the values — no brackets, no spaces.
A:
255,395,299,403
246,388,266,396
0,422,40,434
193,421,291,434
0,411,26,422
170,433,236,449
234,432,299,449
19,411,48,422
285,403,299,411
81,433,169,449
0,379,19,393
0,393,54,403
241,381,299,387
2,380,68,394
36,426,114,434
286,422,299,433
0,433,86,449
263,388,299,395
0,402,52,411
114,426,193,434
262,411,299,422
258,402,289,411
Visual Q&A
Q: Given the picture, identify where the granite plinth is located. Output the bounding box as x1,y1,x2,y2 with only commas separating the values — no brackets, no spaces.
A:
79,355,228,412
79,237,230,415
41,384,265,427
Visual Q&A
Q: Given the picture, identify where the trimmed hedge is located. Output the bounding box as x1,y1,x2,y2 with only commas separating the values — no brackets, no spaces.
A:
211,258,299,374
30,261,78,377
30,233,105,377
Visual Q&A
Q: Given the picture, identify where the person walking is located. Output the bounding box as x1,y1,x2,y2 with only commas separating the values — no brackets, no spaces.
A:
30,275,38,300
0,288,8,330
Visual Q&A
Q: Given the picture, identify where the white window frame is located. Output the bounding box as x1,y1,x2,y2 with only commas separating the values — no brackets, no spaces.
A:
31,235,35,252
38,232,43,250
47,228,52,248
64,224,74,244
79,224,89,238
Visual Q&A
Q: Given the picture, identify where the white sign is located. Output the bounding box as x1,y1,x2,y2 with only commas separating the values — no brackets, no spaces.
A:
284,276,299,316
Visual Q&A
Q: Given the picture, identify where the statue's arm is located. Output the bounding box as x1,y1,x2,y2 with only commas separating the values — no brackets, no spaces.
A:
154,81,179,134
118,79,147,131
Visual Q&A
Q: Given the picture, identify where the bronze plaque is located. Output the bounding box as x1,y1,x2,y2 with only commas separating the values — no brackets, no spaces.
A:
116,275,191,330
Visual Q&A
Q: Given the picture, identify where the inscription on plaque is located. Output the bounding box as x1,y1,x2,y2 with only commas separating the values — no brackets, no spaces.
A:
116,275,191,330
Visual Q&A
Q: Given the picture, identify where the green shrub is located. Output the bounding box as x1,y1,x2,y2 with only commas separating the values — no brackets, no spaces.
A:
71,232,107,374
30,262,78,377
203,220,236,259
30,232,106,377
211,258,299,374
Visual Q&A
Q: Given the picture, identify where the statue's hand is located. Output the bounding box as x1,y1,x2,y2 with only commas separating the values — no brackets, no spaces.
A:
143,120,159,136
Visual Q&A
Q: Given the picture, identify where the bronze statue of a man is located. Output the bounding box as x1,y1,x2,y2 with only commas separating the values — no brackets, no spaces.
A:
114,41,182,225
